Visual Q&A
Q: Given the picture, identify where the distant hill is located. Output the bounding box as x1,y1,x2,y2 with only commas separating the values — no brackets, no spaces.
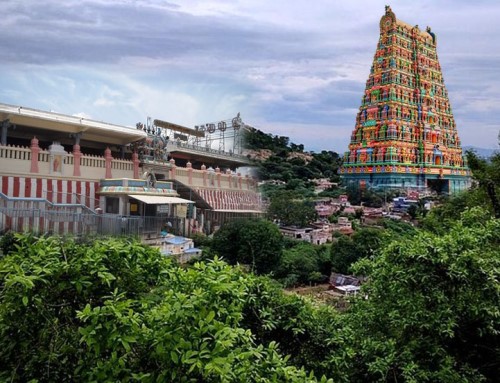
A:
244,127,342,186
462,146,499,159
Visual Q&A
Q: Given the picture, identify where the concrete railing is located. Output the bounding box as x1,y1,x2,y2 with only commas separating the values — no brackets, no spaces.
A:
0,144,259,193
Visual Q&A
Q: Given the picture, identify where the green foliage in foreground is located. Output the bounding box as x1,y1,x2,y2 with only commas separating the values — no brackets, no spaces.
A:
1,207,499,383
330,220,418,276
466,150,500,218
337,207,500,383
241,276,344,379
0,234,330,382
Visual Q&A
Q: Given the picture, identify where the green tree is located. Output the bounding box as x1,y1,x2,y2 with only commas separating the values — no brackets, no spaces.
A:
330,227,384,274
0,233,330,382
345,183,362,206
381,218,417,237
211,218,283,274
0,234,173,381
407,204,418,219
276,242,330,287
318,187,344,199
244,127,274,150
308,150,341,182
421,191,488,234
267,191,318,227
241,276,343,380
466,150,500,218
245,127,341,194
335,208,500,382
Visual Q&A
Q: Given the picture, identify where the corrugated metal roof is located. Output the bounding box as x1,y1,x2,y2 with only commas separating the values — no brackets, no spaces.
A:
129,194,192,204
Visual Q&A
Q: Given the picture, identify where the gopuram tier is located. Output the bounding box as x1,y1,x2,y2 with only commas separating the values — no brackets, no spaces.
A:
339,6,470,193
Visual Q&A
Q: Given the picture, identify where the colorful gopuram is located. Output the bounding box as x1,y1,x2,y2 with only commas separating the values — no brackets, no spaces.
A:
339,6,470,193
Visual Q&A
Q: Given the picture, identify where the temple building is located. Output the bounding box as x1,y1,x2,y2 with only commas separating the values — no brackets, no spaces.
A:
339,6,470,193
0,102,262,240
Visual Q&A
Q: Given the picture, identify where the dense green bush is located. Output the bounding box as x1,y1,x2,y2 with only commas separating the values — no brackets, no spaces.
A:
335,208,500,382
276,242,331,287
2,208,498,382
0,234,330,382
330,227,384,274
211,218,283,274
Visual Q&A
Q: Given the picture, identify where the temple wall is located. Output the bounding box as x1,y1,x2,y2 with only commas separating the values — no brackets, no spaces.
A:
0,144,260,211
0,175,100,210
0,146,31,174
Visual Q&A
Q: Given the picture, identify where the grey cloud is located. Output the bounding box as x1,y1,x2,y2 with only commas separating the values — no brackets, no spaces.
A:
0,0,321,66
1,0,499,152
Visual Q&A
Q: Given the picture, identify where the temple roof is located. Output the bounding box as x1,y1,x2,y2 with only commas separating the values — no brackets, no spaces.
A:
0,102,146,146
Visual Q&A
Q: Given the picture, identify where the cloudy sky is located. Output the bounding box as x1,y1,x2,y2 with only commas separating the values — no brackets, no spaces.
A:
0,0,499,153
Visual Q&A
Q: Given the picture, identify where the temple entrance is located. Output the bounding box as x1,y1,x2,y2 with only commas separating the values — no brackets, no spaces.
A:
427,179,449,194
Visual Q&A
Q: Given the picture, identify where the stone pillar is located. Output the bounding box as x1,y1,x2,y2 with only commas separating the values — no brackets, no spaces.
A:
30,137,40,173
187,161,193,185
215,166,221,187
104,147,113,179
119,195,128,215
208,167,215,186
73,144,82,176
201,164,207,186
226,168,232,189
70,133,82,176
1,119,15,146
169,158,176,180
132,152,140,179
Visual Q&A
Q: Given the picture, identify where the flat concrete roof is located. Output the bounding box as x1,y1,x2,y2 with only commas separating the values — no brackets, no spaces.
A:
0,103,146,146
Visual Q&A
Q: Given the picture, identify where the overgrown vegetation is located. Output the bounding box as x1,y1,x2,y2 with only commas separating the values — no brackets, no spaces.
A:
211,218,283,274
342,207,500,382
245,127,342,194
2,204,499,382
267,190,318,227
203,216,419,288
0,234,332,382
275,242,331,287
2,133,499,382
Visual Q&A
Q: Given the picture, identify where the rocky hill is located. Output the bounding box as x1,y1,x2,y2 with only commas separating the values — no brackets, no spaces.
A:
244,127,342,194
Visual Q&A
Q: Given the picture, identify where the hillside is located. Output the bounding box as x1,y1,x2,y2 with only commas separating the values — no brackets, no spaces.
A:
244,127,342,190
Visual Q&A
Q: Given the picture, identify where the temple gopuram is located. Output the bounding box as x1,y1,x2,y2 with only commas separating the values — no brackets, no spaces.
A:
339,6,470,193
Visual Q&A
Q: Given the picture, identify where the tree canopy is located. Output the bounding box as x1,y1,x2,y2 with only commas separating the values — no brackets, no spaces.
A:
267,191,318,227
335,208,500,382
275,242,331,287
244,127,342,195
330,227,385,274
0,234,330,382
465,150,500,218
2,160,500,383
211,218,283,274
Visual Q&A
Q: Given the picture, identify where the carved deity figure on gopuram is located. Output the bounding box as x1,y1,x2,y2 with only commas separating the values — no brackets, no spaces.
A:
339,6,470,194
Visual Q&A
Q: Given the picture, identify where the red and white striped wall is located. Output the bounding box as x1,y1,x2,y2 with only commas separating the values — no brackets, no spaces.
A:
0,176,101,234
1,176,100,209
